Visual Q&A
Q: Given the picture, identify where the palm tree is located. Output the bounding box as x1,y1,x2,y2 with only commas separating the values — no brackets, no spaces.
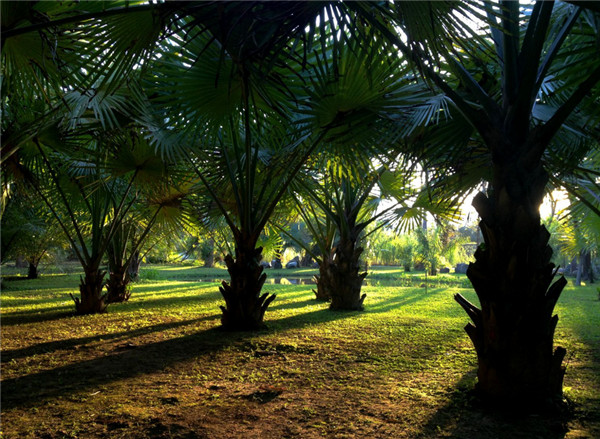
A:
287,163,412,309
555,152,600,284
31,138,128,313
23,118,172,314
356,0,600,404
136,6,432,328
287,157,460,309
277,33,447,308
0,193,61,278
131,4,324,330
105,170,187,304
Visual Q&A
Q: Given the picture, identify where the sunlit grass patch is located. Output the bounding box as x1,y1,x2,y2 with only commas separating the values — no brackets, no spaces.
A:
1,268,599,439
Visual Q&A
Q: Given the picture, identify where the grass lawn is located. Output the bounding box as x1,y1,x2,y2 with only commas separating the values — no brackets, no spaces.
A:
1,264,599,438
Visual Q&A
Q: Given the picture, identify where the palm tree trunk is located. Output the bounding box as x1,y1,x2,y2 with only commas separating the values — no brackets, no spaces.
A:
105,267,132,304
328,236,367,311
455,163,567,405
15,255,27,268
72,269,108,314
313,254,333,301
203,252,215,268
27,261,39,279
580,250,594,284
219,244,276,330
202,238,215,268
128,251,141,282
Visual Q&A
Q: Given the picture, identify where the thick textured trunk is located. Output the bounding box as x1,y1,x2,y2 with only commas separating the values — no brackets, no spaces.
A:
27,262,39,279
128,251,141,282
328,236,367,311
575,260,583,286
203,251,214,268
455,162,567,406
219,245,276,331
15,255,28,268
202,238,215,268
71,269,107,314
105,268,132,304
313,254,333,301
580,250,594,284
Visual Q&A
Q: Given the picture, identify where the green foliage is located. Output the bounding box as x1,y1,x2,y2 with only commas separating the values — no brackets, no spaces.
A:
138,268,161,281
366,228,418,268
1,196,60,266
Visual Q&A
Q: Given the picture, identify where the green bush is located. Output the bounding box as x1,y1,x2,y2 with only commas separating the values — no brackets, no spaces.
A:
139,268,161,281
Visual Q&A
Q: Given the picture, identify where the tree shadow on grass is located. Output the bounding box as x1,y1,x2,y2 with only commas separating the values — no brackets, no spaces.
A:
121,292,221,312
1,308,76,326
1,275,83,291
1,286,221,327
130,282,217,295
1,326,249,411
415,371,570,439
268,297,327,312
0,305,356,411
267,307,359,331
2,295,70,307
269,284,436,315
1,316,217,363
364,288,433,314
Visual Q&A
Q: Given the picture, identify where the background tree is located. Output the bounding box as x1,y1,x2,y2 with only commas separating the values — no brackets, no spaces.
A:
289,162,414,309
22,118,171,314
105,184,185,303
557,197,600,285
396,233,419,271
137,7,428,328
415,221,469,276
0,194,62,278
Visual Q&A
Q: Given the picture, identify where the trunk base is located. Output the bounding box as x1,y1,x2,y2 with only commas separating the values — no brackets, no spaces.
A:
329,292,366,311
458,187,567,408
27,262,39,280
72,270,108,314
219,246,276,331
472,345,567,407
105,281,131,303
105,270,131,304
327,241,367,311
313,260,332,301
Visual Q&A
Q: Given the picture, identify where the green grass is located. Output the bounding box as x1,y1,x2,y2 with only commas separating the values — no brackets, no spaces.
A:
1,264,599,438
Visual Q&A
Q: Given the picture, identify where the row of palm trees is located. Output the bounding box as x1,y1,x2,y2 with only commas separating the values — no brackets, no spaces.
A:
2,0,599,408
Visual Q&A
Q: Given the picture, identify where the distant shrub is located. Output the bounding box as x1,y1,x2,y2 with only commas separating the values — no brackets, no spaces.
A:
139,268,161,281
